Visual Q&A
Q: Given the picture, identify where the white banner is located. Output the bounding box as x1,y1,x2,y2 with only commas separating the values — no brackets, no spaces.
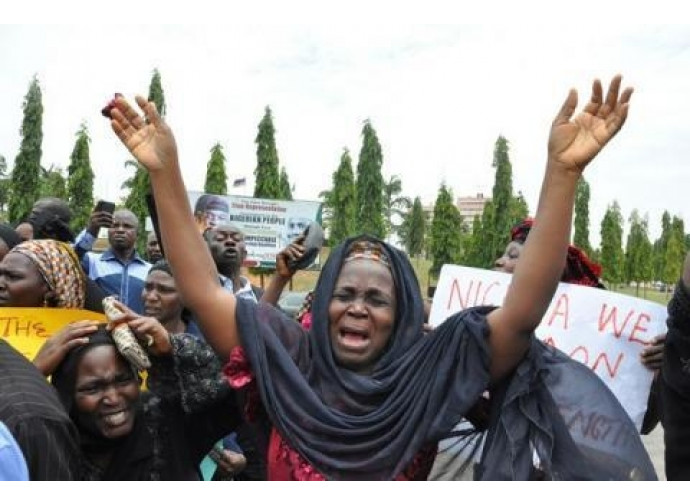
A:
188,191,322,268
430,264,665,430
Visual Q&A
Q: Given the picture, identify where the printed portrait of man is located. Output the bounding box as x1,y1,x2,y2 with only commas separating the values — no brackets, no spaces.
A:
194,194,230,233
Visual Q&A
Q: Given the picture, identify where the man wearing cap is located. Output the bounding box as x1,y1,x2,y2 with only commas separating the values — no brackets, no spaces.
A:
194,194,230,233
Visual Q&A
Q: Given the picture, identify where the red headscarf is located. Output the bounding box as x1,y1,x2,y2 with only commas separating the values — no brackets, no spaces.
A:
509,218,605,289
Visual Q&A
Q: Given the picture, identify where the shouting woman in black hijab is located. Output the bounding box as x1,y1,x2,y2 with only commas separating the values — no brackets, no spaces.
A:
108,75,654,480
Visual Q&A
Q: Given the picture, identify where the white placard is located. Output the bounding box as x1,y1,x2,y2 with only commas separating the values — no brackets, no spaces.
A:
430,264,665,430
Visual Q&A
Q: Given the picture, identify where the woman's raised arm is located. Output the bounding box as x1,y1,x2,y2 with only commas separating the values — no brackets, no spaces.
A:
110,96,239,359
487,75,633,380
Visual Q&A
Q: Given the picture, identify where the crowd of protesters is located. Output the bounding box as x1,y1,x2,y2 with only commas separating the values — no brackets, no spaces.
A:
0,74,687,481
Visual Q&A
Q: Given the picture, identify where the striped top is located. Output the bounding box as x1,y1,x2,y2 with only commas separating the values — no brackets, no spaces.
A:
0,340,80,480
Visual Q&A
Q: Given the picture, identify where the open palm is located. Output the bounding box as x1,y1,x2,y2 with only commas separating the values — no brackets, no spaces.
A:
110,95,178,173
548,75,633,173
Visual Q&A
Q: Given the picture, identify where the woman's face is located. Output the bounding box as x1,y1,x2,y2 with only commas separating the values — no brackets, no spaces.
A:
494,240,524,274
74,345,140,439
328,259,396,374
142,270,183,325
0,252,49,307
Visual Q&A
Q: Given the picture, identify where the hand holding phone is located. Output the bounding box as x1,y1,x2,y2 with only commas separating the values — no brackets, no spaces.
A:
88,201,116,235
95,200,116,214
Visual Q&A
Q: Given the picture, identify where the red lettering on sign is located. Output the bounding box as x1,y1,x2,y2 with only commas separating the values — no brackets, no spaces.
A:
629,313,651,345
598,304,635,338
447,278,471,311
592,352,625,378
569,345,589,364
547,293,570,330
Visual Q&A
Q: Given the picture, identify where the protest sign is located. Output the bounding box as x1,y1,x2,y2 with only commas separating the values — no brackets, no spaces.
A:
0,308,107,361
189,191,322,268
429,265,665,430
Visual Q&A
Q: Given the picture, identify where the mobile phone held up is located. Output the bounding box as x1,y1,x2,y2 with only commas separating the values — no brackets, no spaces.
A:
287,222,324,273
95,200,116,215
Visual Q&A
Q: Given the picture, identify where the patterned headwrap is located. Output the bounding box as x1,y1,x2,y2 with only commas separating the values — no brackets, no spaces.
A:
10,239,86,308
509,218,604,289
344,240,392,269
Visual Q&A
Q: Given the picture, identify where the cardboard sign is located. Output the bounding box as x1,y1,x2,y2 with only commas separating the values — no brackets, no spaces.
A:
429,265,665,430
0,308,107,361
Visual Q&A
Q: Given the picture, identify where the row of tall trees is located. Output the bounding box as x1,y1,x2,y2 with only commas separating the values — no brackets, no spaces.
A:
5,73,688,291
5,76,96,231
598,203,687,292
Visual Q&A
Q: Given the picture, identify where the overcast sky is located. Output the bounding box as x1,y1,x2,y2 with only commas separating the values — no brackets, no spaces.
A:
1,19,688,246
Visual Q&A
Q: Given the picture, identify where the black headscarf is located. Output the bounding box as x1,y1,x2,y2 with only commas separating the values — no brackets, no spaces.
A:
235,234,657,480
236,235,492,479
51,327,153,480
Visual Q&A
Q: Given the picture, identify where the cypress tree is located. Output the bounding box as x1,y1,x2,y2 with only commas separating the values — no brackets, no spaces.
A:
574,177,592,255
9,76,43,223
278,167,293,200
147,68,166,117
663,228,685,289
327,149,357,246
429,183,463,277
489,136,514,261
204,143,228,195
355,120,385,238
66,124,95,231
400,196,426,257
476,200,496,268
625,210,652,296
600,201,625,287
653,211,672,281
254,106,281,198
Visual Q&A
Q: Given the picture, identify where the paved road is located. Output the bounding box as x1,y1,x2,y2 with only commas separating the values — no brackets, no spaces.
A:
644,425,665,480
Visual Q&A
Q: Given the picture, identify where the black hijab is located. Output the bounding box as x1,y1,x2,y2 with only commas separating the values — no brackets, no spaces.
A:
236,235,492,479
236,235,657,480
51,327,153,480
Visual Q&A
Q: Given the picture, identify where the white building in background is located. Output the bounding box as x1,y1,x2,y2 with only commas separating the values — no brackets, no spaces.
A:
456,193,490,223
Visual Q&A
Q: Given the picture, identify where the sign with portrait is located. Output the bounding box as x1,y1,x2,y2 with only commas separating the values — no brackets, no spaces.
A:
188,191,323,268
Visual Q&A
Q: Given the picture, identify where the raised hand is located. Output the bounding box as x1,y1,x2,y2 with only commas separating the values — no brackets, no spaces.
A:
33,320,100,376
548,75,633,173
107,300,172,357
275,233,307,279
110,95,178,174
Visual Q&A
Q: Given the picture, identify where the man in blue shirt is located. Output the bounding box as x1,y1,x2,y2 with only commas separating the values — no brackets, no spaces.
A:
80,209,151,313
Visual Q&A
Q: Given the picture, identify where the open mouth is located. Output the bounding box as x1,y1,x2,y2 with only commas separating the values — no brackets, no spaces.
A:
101,409,130,428
338,329,370,350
